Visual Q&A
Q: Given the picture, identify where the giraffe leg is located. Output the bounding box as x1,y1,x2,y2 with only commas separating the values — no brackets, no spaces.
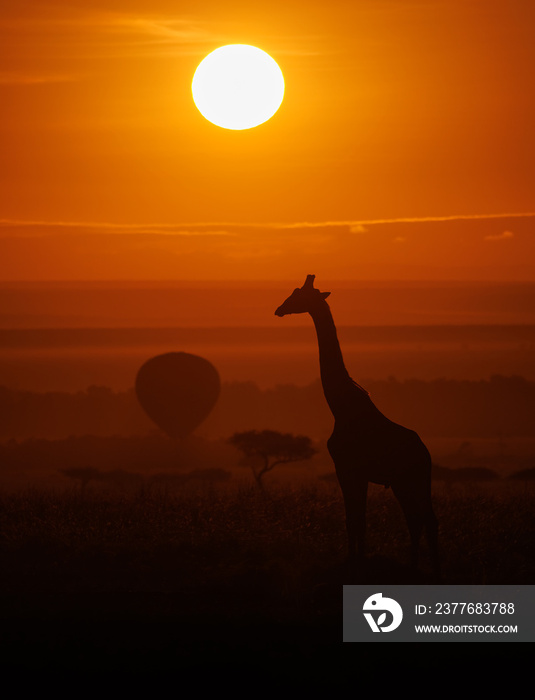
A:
337,472,368,561
424,503,440,579
394,482,440,576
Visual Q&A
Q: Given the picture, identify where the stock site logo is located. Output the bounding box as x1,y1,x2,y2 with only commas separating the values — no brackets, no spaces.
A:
363,593,403,632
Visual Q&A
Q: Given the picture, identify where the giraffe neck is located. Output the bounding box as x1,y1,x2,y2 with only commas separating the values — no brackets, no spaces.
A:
309,302,356,416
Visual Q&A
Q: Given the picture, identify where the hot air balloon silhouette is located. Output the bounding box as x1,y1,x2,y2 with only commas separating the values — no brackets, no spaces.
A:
135,352,220,439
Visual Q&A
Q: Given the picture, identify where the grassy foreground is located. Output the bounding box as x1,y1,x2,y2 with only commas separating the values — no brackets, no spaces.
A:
0,480,532,673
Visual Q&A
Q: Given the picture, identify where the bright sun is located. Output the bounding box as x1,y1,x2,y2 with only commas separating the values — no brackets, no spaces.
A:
192,45,285,130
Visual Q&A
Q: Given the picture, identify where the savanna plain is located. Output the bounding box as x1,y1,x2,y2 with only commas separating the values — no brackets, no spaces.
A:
1,282,534,673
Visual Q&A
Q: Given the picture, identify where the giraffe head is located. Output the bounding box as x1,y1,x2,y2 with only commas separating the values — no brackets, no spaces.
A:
275,275,331,317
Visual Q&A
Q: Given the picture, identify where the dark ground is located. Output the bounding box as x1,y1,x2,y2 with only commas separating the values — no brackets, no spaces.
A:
0,482,532,676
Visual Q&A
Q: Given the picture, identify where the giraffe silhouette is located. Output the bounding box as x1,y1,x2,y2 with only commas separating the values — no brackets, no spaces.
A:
275,275,439,574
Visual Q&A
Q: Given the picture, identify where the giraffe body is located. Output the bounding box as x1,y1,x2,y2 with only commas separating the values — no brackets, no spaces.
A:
275,275,439,573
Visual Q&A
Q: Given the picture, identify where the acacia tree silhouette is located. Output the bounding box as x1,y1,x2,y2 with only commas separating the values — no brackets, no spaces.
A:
228,430,317,489
59,466,102,493
275,275,440,575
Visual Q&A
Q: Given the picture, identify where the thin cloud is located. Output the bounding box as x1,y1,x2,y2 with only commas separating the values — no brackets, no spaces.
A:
91,16,220,55
0,220,237,238
0,12,316,59
0,72,77,85
1,212,534,237
485,230,514,241
0,13,221,60
265,212,535,229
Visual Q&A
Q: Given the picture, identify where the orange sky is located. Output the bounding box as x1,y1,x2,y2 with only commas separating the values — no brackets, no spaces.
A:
1,0,534,281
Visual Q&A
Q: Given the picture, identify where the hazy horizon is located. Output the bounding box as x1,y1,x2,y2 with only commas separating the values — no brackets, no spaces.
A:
3,278,535,329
